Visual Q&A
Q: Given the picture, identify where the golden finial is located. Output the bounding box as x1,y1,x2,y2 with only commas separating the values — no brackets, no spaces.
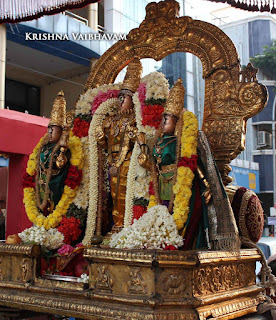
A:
49,90,66,128
164,78,185,118
120,58,143,96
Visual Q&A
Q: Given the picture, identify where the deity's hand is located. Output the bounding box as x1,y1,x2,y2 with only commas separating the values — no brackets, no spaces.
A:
56,147,68,169
140,144,148,155
138,153,151,171
203,188,212,205
95,126,106,145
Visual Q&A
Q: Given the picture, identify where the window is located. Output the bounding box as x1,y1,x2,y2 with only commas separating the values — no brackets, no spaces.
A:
5,79,40,116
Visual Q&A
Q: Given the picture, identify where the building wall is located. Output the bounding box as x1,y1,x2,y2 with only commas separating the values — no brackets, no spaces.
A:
40,74,86,118
221,23,250,66
253,84,275,123
249,20,271,57
254,154,273,192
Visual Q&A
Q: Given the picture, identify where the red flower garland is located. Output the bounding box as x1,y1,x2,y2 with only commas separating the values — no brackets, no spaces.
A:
142,104,164,129
22,173,35,188
91,89,119,114
64,165,82,189
72,118,90,138
164,245,178,250
57,216,82,244
149,181,155,196
177,155,198,172
131,205,147,224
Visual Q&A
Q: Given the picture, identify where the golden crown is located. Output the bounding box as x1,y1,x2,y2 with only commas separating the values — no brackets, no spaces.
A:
49,91,66,128
164,78,185,118
121,58,143,95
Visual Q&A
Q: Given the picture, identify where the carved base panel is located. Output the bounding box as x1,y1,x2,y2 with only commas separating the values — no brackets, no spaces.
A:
0,244,266,320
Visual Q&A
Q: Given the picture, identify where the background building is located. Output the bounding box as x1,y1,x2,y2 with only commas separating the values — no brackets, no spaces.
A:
220,15,276,215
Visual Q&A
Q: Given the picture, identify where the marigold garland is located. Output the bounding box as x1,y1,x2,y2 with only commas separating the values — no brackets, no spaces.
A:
23,131,83,230
172,111,198,230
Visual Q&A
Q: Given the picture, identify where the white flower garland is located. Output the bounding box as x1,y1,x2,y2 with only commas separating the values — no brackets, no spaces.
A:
75,83,121,116
129,72,170,205
124,141,140,227
110,205,183,249
73,83,121,211
82,97,119,245
73,136,89,209
19,225,64,250
141,71,170,101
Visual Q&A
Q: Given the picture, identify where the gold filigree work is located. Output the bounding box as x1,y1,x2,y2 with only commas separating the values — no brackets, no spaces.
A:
194,263,255,296
160,271,188,295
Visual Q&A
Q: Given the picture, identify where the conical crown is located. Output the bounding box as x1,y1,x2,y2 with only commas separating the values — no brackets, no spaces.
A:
164,78,185,118
120,58,143,95
49,91,66,128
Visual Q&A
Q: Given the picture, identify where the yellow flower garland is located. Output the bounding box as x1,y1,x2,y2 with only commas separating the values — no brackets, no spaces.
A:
172,111,198,230
23,131,83,230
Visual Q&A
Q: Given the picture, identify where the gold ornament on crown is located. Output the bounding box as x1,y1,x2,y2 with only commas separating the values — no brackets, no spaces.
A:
49,91,66,128
120,58,143,96
164,78,185,118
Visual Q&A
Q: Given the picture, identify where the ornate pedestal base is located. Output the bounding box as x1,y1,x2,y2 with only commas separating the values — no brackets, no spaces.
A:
0,243,265,320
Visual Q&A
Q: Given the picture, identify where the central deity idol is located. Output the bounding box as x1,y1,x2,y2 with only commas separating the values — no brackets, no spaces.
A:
95,58,146,231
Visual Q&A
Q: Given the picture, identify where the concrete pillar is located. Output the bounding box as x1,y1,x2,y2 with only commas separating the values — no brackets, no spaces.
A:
88,3,98,32
0,25,6,109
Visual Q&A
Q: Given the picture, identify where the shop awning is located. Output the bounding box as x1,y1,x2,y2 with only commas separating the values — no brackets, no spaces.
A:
205,0,276,13
0,0,101,24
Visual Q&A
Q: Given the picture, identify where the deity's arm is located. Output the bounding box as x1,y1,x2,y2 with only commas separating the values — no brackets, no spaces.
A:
196,165,212,205
137,132,152,171
56,128,70,169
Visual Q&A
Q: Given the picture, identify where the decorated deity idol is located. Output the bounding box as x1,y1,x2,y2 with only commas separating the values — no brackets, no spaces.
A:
36,91,70,215
23,91,83,233
95,58,147,232
140,78,240,251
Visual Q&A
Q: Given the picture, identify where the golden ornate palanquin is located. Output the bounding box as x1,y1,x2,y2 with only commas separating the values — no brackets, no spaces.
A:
0,0,268,319
0,243,264,320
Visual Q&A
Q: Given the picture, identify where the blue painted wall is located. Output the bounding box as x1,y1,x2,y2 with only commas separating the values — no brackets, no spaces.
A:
253,85,275,123
253,154,273,191
229,166,260,193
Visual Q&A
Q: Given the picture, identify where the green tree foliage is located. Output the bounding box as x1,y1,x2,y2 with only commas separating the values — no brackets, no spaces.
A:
250,40,276,80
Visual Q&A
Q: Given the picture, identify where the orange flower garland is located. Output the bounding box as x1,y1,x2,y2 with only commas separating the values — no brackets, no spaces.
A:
23,131,83,230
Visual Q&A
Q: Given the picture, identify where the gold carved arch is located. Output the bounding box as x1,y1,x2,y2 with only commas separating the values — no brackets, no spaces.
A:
84,0,267,184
